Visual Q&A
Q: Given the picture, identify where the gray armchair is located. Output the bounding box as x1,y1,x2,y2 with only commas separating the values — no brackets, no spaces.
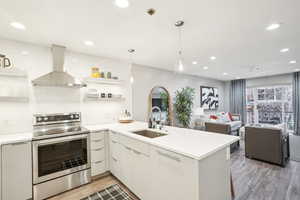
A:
245,126,290,167
205,122,240,153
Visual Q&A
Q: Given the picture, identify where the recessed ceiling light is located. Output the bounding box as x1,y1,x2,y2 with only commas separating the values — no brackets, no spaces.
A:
280,48,289,53
10,22,26,30
266,23,280,31
223,72,228,76
203,66,208,70
114,0,129,8
84,41,94,46
294,68,300,71
21,51,29,55
210,56,216,60
290,60,297,64
192,61,197,65
236,77,241,79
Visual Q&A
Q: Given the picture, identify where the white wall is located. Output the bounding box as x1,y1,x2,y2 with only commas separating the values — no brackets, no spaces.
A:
0,38,132,134
246,73,293,87
132,65,227,123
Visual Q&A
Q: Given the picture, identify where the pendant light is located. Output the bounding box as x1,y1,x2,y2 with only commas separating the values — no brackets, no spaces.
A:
175,20,184,72
128,49,135,84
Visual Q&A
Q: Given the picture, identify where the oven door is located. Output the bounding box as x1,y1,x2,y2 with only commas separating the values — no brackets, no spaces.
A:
32,134,90,184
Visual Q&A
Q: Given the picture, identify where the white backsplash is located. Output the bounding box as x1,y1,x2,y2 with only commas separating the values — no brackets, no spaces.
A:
0,38,132,134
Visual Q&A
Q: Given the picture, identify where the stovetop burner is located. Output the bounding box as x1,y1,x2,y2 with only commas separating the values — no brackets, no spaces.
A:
32,112,89,140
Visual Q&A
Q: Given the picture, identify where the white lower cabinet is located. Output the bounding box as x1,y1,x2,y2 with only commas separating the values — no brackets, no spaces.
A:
109,131,122,178
150,146,199,200
130,148,151,200
118,135,151,200
111,133,195,200
91,131,107,176
106,131,230,200
119,144,133,186
1,142,32,200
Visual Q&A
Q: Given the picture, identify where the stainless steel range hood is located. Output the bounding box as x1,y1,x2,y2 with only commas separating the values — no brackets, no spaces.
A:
32,44,87,88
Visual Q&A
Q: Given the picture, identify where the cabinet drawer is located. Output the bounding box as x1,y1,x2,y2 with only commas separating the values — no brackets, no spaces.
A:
91,132,105,140
120,135,150,156
91,147,105,162
91,160,106,176
91,138,105,149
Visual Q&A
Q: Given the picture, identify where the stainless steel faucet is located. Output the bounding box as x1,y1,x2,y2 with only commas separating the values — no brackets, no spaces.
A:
149,106,163,129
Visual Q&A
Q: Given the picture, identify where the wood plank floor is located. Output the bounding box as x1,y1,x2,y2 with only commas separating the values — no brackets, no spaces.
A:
50,143,300,200
231,142,300,200
49,175,139,200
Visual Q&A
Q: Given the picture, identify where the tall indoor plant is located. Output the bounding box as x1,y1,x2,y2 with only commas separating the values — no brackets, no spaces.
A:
174,87,195,128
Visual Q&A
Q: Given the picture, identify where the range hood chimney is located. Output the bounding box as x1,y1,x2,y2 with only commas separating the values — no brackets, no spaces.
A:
32,44,87,88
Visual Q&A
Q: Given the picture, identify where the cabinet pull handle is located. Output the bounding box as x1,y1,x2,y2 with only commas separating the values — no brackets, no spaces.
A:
94,147,104,151
112,157,118,162
94,161,103,164
93,139,103,142
157,150,181,162
125,146,132,151
133,149,141,155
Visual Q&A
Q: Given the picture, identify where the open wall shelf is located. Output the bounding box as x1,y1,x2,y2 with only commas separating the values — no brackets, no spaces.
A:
84,77,124,85
0,69,27,78
0,96,29,102
84,96,125,102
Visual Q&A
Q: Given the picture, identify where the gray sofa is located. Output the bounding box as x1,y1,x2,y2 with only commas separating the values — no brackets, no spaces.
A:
245,126,290,167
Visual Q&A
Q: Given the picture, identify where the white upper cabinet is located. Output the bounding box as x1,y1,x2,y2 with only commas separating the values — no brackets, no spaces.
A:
1,142,32,200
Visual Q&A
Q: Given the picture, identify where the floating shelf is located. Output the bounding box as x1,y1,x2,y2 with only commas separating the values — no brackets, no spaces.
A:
84,96,125,102
0,69,27,77
0,96,29,102
84,77,124,85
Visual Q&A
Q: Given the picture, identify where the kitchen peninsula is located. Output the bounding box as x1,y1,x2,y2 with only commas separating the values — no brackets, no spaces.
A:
86,121,239,200
0,121,239,200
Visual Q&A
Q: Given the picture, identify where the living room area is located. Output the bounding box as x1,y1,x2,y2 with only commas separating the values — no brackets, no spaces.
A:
195,72,300,199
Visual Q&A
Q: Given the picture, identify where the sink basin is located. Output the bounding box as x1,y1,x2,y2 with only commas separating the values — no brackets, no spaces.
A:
131,130,167,138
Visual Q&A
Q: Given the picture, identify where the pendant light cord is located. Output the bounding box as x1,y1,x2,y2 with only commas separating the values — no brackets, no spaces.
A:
178,26,183,57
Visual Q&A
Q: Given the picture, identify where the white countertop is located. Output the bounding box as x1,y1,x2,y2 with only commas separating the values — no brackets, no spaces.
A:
0,132,33,145
0,121,239,160
86,121,240,160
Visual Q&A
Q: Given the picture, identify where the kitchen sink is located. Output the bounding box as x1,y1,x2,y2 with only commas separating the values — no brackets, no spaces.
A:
131,130,167,138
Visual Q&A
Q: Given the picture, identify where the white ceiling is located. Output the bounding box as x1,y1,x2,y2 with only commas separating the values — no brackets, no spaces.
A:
0,0,299,81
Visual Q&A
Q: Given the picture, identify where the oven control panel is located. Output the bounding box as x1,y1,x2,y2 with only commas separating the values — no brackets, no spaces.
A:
33,112,81,125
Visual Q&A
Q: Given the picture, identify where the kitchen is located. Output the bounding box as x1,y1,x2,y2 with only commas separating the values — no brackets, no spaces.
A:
0,39,238,200
0,1,239,200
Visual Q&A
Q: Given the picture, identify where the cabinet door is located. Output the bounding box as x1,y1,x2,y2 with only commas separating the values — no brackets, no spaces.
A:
119,144,133,188
109,132,121,178
2,142,32,200
150,147,198,200
131,149,151,200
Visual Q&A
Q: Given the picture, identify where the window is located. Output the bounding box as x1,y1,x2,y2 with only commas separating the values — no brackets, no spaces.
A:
246,85,294,131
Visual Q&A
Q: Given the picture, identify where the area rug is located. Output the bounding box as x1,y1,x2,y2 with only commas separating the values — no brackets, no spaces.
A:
81,184,134,200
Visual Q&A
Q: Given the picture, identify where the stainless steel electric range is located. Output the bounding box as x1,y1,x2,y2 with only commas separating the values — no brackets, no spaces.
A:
32,112,91,200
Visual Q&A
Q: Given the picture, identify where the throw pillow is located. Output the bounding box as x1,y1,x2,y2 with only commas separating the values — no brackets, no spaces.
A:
210,115,218,120
228,112,234,121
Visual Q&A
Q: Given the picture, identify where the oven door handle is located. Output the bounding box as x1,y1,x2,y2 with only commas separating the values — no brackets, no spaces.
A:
33,134,89,146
